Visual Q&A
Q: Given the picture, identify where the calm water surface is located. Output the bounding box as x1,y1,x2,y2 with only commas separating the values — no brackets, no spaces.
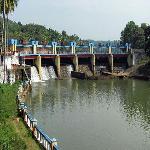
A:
26,79,150,150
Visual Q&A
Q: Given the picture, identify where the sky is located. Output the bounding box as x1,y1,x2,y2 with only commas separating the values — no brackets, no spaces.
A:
9,0,150,41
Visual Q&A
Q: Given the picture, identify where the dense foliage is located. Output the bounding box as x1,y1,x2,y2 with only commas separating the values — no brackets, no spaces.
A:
0,16,87,45
121,21,145,49
0,83,26,150
121,21,150,54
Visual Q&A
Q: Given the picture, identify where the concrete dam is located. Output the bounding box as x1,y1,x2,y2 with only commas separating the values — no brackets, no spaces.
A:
0,40,134,82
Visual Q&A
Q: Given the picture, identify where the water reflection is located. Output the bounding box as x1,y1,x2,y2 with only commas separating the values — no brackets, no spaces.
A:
26,79,150,150
120,80,150,132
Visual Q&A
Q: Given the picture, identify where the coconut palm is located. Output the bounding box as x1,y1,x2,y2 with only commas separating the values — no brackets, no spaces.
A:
5,0,18,52
0,0,18,83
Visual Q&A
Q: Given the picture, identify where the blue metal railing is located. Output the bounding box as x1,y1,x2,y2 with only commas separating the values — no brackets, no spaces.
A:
17,83,60,150
16,44,129,55
94,47,108,54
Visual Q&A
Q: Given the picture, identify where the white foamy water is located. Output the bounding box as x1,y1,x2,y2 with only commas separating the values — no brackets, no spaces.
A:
41,67,50,80
11,55,19,65
31,66,57,82
31,66,40,82
0,66,15,84
67,65,74,77
48,66,57,79
0,66,4,83
8,70,15,84
41,66,57,80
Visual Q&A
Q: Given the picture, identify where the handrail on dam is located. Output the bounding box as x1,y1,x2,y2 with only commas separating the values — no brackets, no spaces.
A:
17,45,128,55
8,39,131,55
17,83,59,150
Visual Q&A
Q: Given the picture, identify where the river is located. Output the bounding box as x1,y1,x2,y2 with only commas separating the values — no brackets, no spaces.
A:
26,79,150,150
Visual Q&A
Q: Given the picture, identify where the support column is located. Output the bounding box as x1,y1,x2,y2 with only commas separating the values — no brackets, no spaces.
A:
125,43,129,53
9,39,17,52
54,45,57,54
127,51,135,67
14,44,17,52
71,42,76,54
91,54,95,75
89,43,94,54
52,42,57,54
71,45,74,54
32,44,37,54
108,54,113,73
108,46,112,54
55,55,60,78
35,55,42,80
14,39,17,52
73,45,76,54
9,44,14,52
73,54,78,72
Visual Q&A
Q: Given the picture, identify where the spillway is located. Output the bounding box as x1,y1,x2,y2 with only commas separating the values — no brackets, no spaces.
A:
31,66,40,82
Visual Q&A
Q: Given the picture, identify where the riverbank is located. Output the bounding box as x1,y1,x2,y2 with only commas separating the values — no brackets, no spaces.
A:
126,55,150,80
0,83,40,150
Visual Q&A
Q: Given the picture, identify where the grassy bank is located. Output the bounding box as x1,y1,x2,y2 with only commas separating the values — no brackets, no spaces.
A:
0,83,40,150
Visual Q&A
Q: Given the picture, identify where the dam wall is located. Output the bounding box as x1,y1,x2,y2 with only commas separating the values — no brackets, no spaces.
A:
0,41,134,82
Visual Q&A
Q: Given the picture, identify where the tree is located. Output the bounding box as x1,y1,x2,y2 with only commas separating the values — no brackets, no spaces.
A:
0,16,83,45
0,0,18,83
0,0,18,51
121,21,145,49
141,24,150,55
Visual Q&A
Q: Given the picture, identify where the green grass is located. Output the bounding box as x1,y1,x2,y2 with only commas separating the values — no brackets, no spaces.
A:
0,83,40,150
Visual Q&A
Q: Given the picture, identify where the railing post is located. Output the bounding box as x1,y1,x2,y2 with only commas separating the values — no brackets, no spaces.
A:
89,43,94,54
70,42,76,54
14,39,17,52
52,42,57,54
32,41,38,54
33,44,37,54
125,43,129,53
71,45,74,54
32,118,37,137
74,44,76,54
9,39,17,52
23,105,28,118
9,39,14,52
108,46,112,54
50,138,58,150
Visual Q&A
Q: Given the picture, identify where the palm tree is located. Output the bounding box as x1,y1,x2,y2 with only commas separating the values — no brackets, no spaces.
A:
0,0,18,83
6,0,18,52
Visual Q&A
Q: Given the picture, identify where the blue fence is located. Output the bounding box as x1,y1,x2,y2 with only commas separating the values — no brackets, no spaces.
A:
17,83,59,150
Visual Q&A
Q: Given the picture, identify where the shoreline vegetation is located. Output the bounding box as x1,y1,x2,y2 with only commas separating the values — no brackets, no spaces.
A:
0,83,40,150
